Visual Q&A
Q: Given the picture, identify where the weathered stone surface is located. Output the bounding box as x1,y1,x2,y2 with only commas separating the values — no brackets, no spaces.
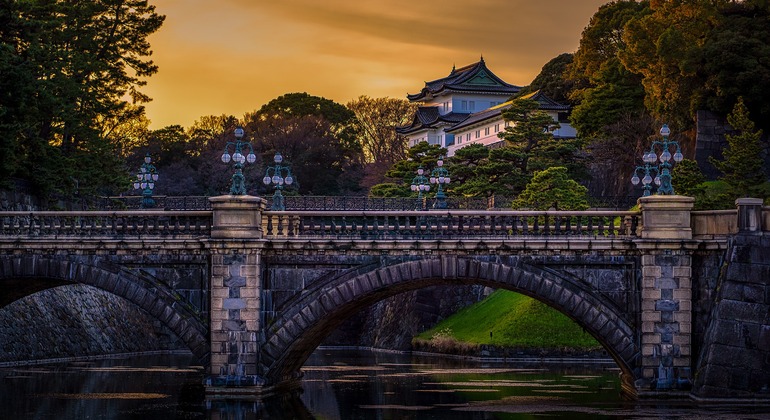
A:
0,284,185,362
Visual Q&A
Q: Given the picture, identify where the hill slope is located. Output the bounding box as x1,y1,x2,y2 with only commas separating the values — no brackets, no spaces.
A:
414,290,601,350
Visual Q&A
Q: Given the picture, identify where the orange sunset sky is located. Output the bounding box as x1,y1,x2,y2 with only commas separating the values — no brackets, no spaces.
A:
142,0,610,129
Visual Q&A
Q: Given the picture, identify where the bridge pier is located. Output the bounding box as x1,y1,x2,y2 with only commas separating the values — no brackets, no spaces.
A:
205,195,268,394
635,195,696,394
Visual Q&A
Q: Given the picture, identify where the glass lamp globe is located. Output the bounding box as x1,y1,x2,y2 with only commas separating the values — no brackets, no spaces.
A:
221,153,231,163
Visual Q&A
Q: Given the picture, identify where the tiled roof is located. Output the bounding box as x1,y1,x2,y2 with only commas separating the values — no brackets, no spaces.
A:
520,90,570,111
406,58,520,102
446,91,570,133
396,107,468,134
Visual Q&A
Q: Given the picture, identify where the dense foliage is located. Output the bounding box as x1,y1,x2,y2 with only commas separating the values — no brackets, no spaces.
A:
0,0,164,199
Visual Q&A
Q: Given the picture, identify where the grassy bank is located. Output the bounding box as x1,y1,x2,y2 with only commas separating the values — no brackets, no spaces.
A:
414,290,601,351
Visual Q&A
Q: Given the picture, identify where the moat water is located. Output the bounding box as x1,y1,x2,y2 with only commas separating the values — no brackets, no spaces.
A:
1,349,768,419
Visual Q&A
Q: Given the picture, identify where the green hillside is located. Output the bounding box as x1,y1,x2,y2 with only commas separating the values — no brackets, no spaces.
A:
414,290,601,350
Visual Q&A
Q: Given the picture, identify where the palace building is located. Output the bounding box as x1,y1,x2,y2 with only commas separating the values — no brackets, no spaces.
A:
396,58,576,156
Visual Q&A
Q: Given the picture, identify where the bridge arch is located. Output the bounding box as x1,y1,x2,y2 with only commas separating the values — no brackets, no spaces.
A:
261,255,640,391
0,255,209,363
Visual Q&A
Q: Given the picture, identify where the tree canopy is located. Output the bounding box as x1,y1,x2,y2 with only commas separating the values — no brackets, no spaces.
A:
0,0,165,199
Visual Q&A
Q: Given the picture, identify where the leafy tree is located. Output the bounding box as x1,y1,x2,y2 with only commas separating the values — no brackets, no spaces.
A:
586,112,659,198
709,97,766,198
567,0,648,138
245,93,365,196
346,96,417,188
621,0,770,130
511,167,590,211
0,0,164,199
517,53,575,104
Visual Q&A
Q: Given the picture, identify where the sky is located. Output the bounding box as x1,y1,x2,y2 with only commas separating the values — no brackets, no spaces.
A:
142,0,609,129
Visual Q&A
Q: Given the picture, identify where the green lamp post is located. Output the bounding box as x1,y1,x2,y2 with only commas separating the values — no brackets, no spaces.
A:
262,152,294,211
133,153,158,208
429,156,451,209
221,127,257,195
410,165,430,210
631,124,684,196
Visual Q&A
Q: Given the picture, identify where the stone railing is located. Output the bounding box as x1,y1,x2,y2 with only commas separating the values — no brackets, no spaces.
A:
0,211,212,237
262,210,641,239
691,209,737,239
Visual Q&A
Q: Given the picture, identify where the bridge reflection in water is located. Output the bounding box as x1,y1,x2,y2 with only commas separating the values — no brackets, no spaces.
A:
0,195,767,401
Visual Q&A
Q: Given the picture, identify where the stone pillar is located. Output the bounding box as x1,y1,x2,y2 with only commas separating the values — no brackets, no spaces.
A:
636,195,696,393
206,195,266,392
735,197,764,233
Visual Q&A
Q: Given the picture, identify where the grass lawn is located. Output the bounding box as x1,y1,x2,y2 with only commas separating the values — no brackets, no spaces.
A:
415,290,601,350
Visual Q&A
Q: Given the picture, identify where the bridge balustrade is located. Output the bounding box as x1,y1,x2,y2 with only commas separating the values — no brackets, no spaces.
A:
262,210,641,239
0,211,212,237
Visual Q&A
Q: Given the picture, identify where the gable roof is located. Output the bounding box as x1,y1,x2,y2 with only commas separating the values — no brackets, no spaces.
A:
406,57,521,102
395,106,468,135
446,90,570,133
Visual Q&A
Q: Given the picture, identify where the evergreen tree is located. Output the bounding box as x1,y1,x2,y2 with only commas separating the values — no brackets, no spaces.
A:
511,167,589,211
710,98,766,197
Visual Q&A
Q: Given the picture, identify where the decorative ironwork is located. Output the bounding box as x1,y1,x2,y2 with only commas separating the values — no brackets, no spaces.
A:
261,210,640,239
0,211,212,237
631,124,684,196
221,127,257,195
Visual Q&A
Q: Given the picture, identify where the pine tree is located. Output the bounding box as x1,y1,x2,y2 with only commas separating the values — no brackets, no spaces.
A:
710,97,766,197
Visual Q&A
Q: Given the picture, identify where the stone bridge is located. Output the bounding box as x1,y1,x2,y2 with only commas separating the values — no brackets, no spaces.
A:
0,195,768,400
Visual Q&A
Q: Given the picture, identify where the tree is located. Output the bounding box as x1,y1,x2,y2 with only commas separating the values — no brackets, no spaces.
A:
621,0,770,130
346,96,417,188
517,53,575,104
672,158,706,198
369,142,445,198
0,0,164,199
567,0,648,138
245,93,365,196
499,98,587,183
511,167,590,211
586,112,659,198
709,98,766,197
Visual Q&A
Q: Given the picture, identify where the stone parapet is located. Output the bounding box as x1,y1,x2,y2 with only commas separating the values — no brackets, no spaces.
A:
210,195,265,239
638,195,695,240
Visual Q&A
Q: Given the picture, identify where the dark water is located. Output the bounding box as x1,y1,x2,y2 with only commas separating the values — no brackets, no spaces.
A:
1,350,768,419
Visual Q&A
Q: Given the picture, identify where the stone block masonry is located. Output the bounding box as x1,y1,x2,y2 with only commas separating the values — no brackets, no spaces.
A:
692,234,770,399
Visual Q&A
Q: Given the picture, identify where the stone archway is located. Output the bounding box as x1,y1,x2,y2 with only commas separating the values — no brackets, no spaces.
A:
261,255,639,394
0,255,210,363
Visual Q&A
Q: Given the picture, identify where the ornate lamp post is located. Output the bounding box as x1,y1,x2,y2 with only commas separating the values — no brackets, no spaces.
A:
410,165,430,210
631,124,684,196
262,152,294,211
133,153,158,208
221,127,257,195
429,156,451,209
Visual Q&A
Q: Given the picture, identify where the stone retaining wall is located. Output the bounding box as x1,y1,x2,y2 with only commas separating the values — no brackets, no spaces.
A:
692,234,770,399
0,284,186,363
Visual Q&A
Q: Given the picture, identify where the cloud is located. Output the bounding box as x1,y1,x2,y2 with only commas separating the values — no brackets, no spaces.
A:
143,0,607,128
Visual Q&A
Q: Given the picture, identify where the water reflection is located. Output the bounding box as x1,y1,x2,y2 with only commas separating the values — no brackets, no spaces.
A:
1,350,769,419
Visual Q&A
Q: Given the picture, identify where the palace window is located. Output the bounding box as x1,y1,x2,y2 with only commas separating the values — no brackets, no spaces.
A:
469,101,475,111
461,100,467,111
485,127,490,136
494,124,500,132
475,130,480,138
